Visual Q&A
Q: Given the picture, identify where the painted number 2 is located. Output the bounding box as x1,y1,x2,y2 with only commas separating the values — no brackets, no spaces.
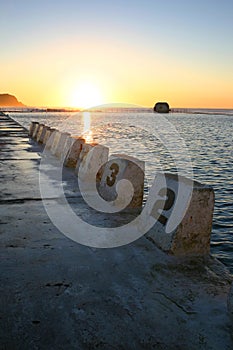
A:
150,187,175,226
106,163,119,187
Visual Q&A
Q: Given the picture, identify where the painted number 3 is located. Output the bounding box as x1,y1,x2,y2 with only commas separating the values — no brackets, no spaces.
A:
106,163,119,187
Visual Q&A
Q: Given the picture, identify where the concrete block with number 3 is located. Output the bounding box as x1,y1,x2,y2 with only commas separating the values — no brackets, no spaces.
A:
97,154,145,209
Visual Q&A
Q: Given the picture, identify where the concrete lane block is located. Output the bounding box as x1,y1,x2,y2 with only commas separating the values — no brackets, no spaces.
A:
29,121,39,137
64,137,85,168
32,123,41,139
77,144,109,182
43,128,55,145
145,173,215,256
54,132,71,159
38,125,50,143
36,124,46,142
50,131,62,155
45,129,58,150
60,136,76,162
74,142,97,174
96,154,145,208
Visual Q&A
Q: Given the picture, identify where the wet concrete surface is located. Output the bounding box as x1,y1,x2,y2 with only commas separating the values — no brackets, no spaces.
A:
0,113,233,349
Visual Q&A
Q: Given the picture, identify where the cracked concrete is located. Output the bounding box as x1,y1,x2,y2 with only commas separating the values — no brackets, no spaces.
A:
0,113,233,349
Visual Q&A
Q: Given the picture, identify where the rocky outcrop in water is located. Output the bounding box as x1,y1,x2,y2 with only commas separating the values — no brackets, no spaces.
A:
0,93,25,107
154,102,170,113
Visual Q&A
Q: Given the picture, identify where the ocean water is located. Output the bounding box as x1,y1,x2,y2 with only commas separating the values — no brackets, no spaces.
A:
10,109,233,272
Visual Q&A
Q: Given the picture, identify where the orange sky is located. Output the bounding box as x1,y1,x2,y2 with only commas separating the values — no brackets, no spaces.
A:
1,1,233,109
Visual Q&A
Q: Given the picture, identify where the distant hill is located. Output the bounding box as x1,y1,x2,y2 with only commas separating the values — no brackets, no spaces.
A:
0,93,25,107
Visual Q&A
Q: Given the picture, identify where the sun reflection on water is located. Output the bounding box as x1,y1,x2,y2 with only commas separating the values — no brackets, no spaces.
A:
82,111,94,143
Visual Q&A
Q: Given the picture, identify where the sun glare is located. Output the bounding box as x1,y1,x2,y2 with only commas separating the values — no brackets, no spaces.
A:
71,81,103,109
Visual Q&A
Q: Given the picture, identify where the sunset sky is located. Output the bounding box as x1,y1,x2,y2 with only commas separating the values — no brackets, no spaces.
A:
0,0,232,108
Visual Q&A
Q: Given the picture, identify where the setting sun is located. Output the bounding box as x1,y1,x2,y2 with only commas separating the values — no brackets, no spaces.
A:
70,81,104,109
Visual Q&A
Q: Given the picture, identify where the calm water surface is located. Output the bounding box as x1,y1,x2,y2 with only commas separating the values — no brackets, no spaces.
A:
11,110,233,272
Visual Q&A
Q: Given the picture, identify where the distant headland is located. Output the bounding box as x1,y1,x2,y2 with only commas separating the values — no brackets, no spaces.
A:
0,93,25,107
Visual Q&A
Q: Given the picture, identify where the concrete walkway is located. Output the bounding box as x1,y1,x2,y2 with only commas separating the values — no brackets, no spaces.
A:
0,112,233,349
